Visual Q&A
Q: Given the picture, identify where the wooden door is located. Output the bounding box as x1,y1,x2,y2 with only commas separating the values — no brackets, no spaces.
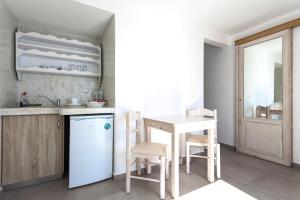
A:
237,30,292,166
2,115,64,185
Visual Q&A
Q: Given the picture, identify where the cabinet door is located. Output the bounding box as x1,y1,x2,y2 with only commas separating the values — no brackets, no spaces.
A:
37,115,64,179
2,115,64,186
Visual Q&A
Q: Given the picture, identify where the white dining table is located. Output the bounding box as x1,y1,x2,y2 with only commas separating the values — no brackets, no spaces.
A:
143,115,216,199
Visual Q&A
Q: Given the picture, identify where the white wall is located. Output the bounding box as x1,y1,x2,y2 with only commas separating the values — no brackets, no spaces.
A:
293,26,300,164
112,6,206,175
204,44,235,146
0,2,18,107
74,1,216,175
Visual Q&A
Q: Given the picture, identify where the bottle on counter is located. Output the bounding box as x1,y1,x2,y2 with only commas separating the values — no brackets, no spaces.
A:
92,85,104,102
20,91,29,107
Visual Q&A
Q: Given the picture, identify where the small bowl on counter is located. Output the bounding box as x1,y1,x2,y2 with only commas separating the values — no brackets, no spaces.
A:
85,101,106,108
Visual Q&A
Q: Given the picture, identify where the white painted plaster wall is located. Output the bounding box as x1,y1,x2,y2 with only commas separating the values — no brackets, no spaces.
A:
112,8,205,175
73,1,210,175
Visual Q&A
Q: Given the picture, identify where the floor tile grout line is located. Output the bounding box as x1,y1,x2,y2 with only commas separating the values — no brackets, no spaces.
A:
241,166,300,200
236,161,279,187
240,166,281,200
268,169,300,185
241,183,277,200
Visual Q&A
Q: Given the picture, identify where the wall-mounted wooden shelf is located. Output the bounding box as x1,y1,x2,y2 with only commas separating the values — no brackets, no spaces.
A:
17,67,101,78
18,42,100,59
15,31,101,80
17,49,100,64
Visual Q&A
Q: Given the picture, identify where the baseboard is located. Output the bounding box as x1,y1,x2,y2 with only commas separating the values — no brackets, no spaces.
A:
220,143,300,169
219,142,236,151
3,174,63,191
293,162,300,170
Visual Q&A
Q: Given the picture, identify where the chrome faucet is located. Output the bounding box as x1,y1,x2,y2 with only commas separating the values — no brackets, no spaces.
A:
38,95,61,107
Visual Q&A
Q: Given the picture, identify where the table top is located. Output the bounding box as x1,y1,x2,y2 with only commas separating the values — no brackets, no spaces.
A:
144,115,216,125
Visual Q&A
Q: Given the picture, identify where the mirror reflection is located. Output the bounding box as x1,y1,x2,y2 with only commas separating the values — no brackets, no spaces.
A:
244,37,283,120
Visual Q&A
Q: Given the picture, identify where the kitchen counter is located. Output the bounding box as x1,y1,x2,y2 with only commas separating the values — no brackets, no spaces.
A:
59,107,115,115
0,107,115,116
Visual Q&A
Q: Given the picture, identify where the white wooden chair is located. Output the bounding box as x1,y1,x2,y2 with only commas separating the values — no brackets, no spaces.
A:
185,108,221,178
126,111,169,199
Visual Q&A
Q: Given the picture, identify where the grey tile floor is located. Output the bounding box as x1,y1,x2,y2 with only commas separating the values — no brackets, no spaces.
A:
1,146,300,200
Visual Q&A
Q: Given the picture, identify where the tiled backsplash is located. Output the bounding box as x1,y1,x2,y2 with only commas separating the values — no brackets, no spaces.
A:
18,73,98,106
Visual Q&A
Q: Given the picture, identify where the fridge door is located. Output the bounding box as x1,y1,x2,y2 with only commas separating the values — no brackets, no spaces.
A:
69,115,113,188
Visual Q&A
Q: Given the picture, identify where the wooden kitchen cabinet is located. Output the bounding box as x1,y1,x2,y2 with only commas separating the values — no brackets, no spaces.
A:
2,115,64,187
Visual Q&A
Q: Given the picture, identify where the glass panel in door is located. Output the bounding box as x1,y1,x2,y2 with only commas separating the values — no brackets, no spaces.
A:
243,37,283,120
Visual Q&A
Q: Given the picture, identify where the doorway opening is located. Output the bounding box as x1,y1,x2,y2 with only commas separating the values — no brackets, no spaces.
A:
203,41,235,146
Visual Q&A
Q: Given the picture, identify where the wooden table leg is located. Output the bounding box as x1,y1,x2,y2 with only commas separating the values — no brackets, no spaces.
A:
207,128,215,182
144,120,152,174
171,133,179,199
136,113,142,176
179,134,185,165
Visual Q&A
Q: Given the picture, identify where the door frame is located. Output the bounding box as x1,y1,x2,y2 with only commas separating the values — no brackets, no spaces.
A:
235,29,292,166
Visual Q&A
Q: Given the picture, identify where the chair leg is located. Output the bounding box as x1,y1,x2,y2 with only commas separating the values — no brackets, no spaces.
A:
165,159,169,180
186,143,190,174
146,160,152,174
216,144,221,178
160,156,166,199
126,158,131,193
179,134,185,164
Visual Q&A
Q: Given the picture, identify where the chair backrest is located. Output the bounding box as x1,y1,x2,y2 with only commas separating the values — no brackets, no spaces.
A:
126,111,142,157
256,105,268,118
186,108,218,141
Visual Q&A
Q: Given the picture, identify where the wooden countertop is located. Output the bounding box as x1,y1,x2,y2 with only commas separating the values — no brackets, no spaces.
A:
0,107,115,116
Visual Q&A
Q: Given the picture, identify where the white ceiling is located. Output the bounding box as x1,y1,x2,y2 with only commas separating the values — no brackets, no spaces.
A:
2,0,300,42
76,0,300,42
2,0,114,41
179,0,300,36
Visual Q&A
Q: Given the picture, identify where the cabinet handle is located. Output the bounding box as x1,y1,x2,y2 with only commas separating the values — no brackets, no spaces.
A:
57,121,60,128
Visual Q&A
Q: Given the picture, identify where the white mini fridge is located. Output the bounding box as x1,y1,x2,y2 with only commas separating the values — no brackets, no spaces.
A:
69,115,113,188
